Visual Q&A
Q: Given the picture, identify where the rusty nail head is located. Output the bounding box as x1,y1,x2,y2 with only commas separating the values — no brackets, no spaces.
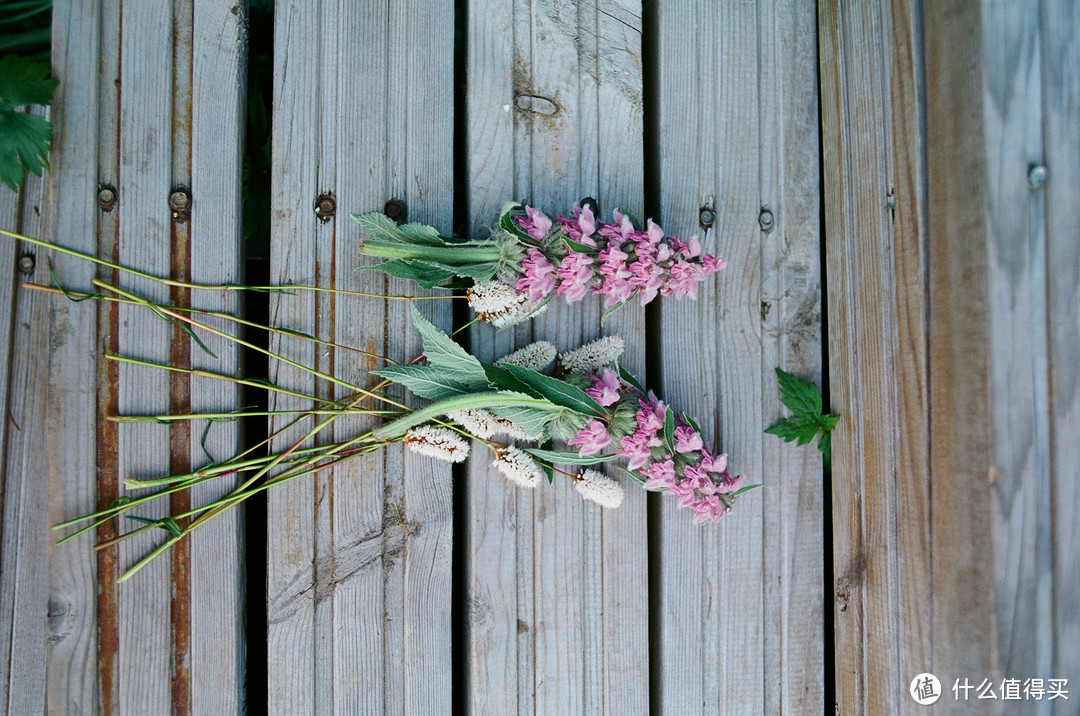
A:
18,254,35,274
699,207,715,228
169,190,191,212
758,206,775,232
97,186,117,211
579,196,599,216
1028,164,1047,189
384,199,406,221
315,193,336,222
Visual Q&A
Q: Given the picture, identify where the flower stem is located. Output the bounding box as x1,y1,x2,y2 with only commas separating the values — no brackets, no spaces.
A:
357,240,501,265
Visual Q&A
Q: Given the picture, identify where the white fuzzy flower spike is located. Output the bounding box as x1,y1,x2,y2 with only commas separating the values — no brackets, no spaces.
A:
498,341,557,371
467,280,547,328
574,469,624,508
447,408,499,440
557,336,625,375
403,426,470,463
493,446,544,488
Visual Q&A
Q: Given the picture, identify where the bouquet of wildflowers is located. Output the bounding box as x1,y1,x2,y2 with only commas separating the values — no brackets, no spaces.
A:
354,201,726,327
2,224,755,583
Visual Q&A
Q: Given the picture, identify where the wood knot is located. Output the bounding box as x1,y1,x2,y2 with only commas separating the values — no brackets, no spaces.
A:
514,94,559,115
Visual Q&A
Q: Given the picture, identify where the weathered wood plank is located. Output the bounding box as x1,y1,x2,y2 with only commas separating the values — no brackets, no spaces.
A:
819,0,932,711
1,4,104,710
656,0,822,713
267,1,455,712
980,0,1055,691
465,0,648,712
187,0,247,710
1043,0,1080,703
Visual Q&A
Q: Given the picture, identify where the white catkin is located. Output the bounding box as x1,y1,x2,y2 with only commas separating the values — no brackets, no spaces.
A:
403,425,470,463
490,415,543,442
498,341,557,372
447,408,498,440
467,280,547,328
574,469,625,508
557,336,625,375
493,446,544,488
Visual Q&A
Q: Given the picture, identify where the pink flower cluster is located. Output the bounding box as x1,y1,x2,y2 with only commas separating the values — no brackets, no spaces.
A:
566,369,748,524
513,204,726,308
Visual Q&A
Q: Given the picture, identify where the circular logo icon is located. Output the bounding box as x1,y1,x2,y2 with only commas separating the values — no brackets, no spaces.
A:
910,673,942,705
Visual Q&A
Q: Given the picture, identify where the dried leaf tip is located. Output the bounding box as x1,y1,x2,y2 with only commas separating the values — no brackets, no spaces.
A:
574,469,624,508
493,446,544,489
403,426,470,463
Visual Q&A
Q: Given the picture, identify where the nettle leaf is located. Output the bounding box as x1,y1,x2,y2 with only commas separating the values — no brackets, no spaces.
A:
537,437,555,483
500,363,604,417
0,107,51,191
397,222,448,246
482,363,544,399
372,365,472,400
358,258,457,289
775,368,822,418
409,304,488,386
523,447,616,466
0,55,58,110
452,262,499,282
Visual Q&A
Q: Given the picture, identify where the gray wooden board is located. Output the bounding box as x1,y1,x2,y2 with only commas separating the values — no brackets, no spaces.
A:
655,0,823,713
1043,0,1080,705
465,0,648,713
267,1,454,712
819,0,933,711
0,0,247,711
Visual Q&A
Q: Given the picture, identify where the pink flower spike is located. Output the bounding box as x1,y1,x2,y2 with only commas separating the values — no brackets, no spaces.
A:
674,425,704,453
568,419,611,456
702,254,727,274
720,474,746,494
578,204,596,238
525,206,552,239
702,451,727,474
646,218,664,245
585,369,621,407
685,236,702,258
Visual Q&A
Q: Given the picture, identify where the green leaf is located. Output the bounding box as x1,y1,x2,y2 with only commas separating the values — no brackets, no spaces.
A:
728,483,765,497
0,55,57,109
819,413,841,432
352,212,413,244
562,236,598,255
682,412,702,434
499,202,530,239
537,437,555,483
372,364,472,400
499,363,604,417
408,304,488,386
451,262,499,282
0,107,51,191
482,363,544,399
397,222,448,246
774,368,821,418
663,406,675,450
616,465,646,486
523,447,616,466
617,361,646,394
358,258,457,289
488,398,557,438
765,415,819,446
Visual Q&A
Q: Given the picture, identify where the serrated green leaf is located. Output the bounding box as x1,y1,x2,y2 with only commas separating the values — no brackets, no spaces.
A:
0,108,51,191
397,222,448,246
523,447,616,466
775,368,822,418
663,406,675,449
372,364,472,400
819,413,841,431
352,212,411,243
452,262,499,282
488,397,557,438
357,258,457,289
500,363,604,417
409,304,488,386
0,55,57,109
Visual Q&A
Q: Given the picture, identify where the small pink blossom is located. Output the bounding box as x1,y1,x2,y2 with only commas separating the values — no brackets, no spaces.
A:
702,253,726,273
515,206,553,240
517,248,557,302
618,429,662,470
674,425,704,453
700,450,728,474
568,419,611,455
585,369,621,407
641,458,676,490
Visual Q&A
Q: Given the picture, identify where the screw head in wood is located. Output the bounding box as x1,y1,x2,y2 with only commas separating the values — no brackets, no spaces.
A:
18,254,35,275
699,207,715,228
383,198,406,222
314,193,336,222
1028,164,1047,189
758,206,775,232
97,185,117,211
169,190,191,211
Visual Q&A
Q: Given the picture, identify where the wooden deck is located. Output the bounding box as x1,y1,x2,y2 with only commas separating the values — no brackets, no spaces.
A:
0,0,1076,713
